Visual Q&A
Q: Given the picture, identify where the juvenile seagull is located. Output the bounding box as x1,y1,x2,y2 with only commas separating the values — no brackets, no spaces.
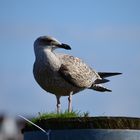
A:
33,36,121,113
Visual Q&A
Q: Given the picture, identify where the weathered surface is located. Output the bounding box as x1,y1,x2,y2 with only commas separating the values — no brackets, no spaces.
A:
23,117,140,132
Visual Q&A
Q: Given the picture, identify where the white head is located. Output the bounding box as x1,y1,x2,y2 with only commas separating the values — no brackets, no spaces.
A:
34,36,71,52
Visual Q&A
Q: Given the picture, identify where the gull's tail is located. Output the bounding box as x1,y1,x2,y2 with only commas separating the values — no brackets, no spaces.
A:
91,84,112,92
90,72,122,92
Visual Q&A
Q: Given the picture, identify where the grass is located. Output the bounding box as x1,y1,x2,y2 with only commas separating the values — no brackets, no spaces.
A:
24,110,89,130
31,110,89,123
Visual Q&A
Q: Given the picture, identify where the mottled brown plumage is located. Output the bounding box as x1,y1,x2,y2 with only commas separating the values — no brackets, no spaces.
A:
58,54,100,88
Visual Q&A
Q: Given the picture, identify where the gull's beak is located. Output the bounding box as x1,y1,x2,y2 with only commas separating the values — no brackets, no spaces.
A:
57,43,71,50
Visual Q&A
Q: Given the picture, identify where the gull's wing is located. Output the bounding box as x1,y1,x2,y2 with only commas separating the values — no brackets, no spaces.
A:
58,54,100,88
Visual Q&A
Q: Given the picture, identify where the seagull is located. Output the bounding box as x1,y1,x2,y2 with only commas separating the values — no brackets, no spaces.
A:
33,36,122,113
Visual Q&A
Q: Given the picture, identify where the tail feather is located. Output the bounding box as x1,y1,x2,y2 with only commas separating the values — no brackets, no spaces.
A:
98,72,122,78
94,78,110,84
91,84,112,92
90,72,122,92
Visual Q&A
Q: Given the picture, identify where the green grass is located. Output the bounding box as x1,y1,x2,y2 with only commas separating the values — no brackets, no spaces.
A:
31,110,89,123
24,110,90,130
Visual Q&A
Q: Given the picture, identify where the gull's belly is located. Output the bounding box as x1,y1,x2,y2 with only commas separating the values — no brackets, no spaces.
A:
45,75,83,96
33,67,82,96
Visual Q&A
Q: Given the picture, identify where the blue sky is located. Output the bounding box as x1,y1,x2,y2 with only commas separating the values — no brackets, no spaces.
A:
0,0,140,117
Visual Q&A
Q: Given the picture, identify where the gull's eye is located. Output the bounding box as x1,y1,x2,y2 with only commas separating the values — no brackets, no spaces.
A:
40,38,52,46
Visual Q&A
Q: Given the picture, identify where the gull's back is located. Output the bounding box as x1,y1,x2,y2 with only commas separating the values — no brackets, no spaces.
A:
57,53,100,88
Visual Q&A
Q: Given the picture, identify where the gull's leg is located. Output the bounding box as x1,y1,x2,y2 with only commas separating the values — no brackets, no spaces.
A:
68,92,73,113
56,95,61,114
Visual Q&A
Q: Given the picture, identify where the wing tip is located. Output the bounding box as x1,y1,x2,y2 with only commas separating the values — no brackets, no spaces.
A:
98,72,122,78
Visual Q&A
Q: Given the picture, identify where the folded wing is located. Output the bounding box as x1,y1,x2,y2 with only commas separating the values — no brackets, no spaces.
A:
58,54,100,88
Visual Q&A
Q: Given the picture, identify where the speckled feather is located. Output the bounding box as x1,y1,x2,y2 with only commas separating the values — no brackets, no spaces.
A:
57,54,100,88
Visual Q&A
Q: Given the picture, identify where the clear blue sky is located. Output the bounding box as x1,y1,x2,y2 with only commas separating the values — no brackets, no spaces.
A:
0,0,140,117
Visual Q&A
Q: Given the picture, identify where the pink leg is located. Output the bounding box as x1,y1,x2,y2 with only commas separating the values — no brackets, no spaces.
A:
68,92,73,112
56,96,61,114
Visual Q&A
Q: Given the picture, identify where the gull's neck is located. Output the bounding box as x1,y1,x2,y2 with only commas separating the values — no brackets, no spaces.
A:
35,47,61,70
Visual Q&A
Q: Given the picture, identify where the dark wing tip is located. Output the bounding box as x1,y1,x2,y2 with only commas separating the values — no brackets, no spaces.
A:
115,72,122,75
98,72,122,78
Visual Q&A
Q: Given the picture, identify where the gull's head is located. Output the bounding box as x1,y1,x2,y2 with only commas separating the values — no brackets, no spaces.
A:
34,36,71,51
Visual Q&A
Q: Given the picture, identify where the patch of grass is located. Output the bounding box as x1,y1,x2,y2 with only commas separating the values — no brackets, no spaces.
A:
31,110,89,124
